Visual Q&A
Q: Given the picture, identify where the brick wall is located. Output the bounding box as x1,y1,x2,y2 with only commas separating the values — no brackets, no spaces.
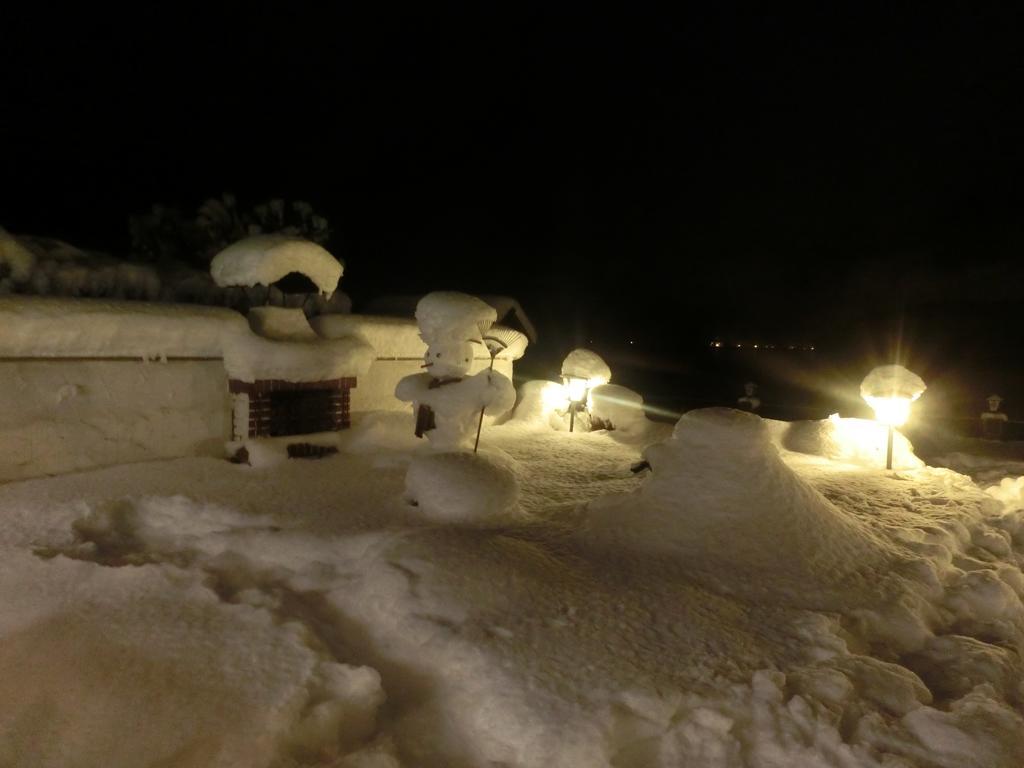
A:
228,377,356,438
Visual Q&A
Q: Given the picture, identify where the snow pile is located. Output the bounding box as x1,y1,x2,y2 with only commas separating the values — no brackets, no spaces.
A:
0,296,248,358
590,383,646,433
210,234,343,295
246,305,318,341
0,546,385,767
560,348,611,384
986,476,1024,511
779,414,924,469
587,408,890,600
414,291,496,342
405,450,522,523
223,332,375,383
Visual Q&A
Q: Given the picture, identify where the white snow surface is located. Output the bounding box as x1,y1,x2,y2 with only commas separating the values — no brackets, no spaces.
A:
210,234,343,295
860,364,927,401
414,291,497,342
222,332,374,383
246,306,318,341
0,296,248,358
405,450,522,523
0,408,1022,767
561,348,612,383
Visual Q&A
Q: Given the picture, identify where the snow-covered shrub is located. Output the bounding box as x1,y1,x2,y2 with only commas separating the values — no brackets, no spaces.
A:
590,383,645,433
130,194,332,269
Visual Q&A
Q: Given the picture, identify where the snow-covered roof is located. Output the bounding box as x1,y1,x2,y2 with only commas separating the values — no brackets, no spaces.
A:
311,314,527,361
210,235,343,295
0,296,248,359
363,294,538,342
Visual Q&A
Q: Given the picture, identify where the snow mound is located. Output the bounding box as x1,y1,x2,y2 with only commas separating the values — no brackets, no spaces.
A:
560,348,611,384
0,296,248,358
588,408,890,599
861,364,927,401
590,383,646,433
780,414,924,469
414,291,496,342
405,451,521,523
985,476,1024,510
210,234,343,295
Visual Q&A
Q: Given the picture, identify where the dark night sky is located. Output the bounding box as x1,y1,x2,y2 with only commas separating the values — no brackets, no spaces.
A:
3,5,1024,374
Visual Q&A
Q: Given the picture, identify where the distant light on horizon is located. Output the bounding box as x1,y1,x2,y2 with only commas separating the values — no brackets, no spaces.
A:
711,339,817,352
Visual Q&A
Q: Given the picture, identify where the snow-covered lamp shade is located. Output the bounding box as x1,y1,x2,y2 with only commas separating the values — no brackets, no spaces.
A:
860,365,926,426
559,349,611,432
860,365,926,468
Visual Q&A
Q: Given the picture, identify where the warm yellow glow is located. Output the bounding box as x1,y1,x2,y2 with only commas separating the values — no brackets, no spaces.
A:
864,395,914,426
565,376,589,403
541,381,570,411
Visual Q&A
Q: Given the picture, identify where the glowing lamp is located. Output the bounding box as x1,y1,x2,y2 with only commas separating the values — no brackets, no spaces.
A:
562,373,590,432
863,395,914,427
860,365,926,470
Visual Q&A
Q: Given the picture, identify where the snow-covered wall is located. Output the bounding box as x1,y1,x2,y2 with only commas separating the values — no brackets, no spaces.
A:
0,297,241,481
0,296,247,358
0,359,229,482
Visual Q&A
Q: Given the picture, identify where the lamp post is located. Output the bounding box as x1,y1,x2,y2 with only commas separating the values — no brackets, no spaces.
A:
860,365,926,470
562,374,590,433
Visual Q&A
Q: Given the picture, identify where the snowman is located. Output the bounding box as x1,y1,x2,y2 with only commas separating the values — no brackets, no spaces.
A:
395,292,516,451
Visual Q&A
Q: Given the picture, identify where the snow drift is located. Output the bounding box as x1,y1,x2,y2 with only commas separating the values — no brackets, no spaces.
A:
588,408,891,601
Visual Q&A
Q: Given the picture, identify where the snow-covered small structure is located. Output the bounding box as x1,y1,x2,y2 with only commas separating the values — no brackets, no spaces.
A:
210,239,370,450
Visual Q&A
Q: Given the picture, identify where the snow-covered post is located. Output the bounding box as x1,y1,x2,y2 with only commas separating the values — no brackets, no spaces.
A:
860,365,926,470
562,374,589,432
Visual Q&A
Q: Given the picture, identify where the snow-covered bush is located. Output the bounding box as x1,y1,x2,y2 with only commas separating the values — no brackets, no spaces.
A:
130,194,332,268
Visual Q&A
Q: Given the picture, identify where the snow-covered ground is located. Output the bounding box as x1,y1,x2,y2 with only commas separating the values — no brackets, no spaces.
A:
1,410,1022,767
